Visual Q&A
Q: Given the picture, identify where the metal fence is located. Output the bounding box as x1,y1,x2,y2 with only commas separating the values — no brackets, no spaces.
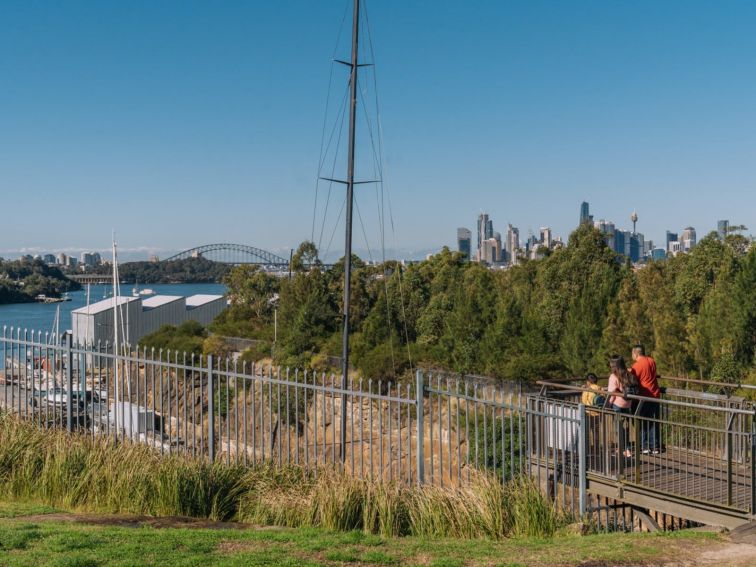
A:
10,328,755,528
0,327,590,515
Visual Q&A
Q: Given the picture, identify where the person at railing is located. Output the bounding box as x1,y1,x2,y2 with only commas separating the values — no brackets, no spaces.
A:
608,355,637,458
581,373,605,408
631,344,661,454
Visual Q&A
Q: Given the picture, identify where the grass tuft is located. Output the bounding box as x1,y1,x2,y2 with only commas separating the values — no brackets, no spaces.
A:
0,414,567,539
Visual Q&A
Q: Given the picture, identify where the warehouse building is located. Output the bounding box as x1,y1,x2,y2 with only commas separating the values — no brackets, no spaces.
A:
71,294,226,347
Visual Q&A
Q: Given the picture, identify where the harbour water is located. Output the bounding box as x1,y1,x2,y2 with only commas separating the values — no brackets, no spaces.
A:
0,283,227,337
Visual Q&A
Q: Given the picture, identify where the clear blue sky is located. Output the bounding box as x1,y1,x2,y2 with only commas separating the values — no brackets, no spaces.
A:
1,0,754,260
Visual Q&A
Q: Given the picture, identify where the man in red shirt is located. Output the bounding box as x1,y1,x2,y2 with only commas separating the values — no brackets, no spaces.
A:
632,344,661,454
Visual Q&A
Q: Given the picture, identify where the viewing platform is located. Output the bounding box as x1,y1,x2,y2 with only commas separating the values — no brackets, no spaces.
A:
532,378,756,529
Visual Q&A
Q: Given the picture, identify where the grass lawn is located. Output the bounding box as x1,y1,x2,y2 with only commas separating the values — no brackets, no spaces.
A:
0,501,721,567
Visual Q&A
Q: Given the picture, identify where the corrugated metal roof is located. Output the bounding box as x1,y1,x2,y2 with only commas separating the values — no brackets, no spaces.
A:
71,296,140,316
186,294,224,307
141,295,184,310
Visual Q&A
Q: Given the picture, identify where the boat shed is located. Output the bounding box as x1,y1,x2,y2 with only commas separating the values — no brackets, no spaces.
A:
71,293,226,347
186,294,226,326
71,296,142,347
141,295,186,332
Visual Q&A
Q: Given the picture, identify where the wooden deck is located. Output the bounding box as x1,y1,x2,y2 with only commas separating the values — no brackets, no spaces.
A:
583,446,754,528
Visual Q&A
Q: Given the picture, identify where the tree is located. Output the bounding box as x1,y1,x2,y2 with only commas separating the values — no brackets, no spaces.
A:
290,241,320,273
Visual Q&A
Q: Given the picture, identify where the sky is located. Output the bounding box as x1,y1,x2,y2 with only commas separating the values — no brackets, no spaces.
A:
1,0,755,260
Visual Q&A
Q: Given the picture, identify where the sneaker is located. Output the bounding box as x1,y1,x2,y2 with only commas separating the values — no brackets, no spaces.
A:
642,449,651,455
652,449,661,455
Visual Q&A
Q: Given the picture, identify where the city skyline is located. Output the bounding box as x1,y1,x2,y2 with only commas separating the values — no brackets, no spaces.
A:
0,203,745,264
1,1,755,256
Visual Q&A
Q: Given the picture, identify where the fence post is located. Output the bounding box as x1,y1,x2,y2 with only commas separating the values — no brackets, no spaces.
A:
578,403,587,518
65,333,73,432
207,354,215,463
726,413,735,506
750,414,756,515
416,369,425,485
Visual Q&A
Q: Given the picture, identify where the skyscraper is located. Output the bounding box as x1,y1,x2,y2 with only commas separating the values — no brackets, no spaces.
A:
717,220,729,240
681,227,697,252
476,213,489,252
506,224,520,265
539,227,552,249
666,231,678,253
595,220,616,251
480,238,500,265
457,228,472,260
580,202,592,225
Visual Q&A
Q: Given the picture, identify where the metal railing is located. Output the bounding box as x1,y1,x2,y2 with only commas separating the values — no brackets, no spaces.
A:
0,329,526,485
537,380,756,516
7,327,755,524
0,327,587,511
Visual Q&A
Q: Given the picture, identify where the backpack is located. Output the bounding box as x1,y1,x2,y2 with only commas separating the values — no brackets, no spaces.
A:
592,394,606,408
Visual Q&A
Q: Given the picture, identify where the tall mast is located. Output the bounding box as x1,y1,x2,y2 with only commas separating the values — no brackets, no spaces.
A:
112,236,120,412
340,0,360,464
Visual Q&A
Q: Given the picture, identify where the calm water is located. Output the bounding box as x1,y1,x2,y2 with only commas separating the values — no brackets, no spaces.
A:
0,283,227,337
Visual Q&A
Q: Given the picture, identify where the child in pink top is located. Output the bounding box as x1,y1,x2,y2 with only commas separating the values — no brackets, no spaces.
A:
608,355,634,458
608,372,632,410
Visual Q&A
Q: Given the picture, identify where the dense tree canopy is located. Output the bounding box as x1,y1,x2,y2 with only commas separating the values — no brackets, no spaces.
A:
0,258,80,304
92,257,230,284
215,228,756,385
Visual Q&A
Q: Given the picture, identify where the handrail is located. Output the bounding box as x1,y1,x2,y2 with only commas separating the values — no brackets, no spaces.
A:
661,375,756,391
535,380,756,416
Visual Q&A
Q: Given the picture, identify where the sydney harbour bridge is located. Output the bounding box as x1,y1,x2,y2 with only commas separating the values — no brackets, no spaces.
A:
162,243,290,266
69,244,294,284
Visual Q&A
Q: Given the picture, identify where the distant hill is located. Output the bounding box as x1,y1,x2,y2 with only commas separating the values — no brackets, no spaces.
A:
0,258,81,305
92,257,231,284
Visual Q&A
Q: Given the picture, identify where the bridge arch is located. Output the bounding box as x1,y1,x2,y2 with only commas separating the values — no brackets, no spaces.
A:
162,243,289,265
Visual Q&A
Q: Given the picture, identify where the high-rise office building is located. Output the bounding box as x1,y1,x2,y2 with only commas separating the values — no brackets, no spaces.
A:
717,220,729,240
681,227,697,252
629,234,641,263
634,233,645,262
614,229,628,256
476,213,490,253
666,231,678,253
580,202,593,225
457,228,472,260
480,238,501,265
506,224,520,265
594,220,616,250
651,248,666,261
56,252,67,266
539,227,552,249
42,254,56,264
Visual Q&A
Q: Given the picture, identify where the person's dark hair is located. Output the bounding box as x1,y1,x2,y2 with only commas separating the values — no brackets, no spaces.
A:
586,373,598,384
610,355,637,390
633,344,645,355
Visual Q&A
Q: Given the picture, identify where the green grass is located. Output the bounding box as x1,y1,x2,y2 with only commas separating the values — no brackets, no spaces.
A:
0,414,568,539
0,415,724,565
0,503,720,566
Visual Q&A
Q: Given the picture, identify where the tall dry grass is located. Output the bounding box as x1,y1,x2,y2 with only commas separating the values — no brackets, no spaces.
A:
0,414,567,538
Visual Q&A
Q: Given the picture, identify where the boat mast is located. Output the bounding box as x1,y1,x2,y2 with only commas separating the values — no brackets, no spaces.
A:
112,236,120,412
340,0,360,464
